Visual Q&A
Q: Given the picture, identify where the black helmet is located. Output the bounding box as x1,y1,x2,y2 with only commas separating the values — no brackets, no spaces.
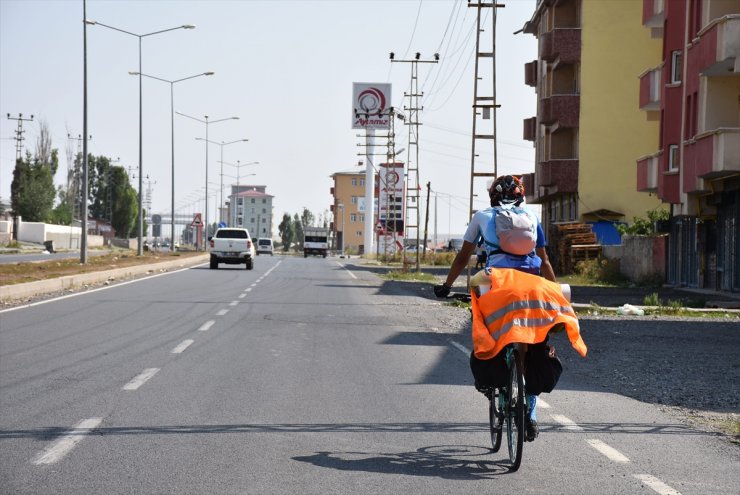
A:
489,175,524,207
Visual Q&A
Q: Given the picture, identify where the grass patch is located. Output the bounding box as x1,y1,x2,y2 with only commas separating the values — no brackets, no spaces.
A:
380,270,437,283
0,250,205,286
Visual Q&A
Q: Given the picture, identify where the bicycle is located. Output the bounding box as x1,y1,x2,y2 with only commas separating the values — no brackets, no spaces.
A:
444,290,527,472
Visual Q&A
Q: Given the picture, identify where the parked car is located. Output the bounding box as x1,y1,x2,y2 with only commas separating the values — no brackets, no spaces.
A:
256,238,274,256
209,228,255,269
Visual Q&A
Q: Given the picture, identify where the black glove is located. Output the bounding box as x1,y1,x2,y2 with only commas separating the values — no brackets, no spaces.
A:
434,284,451,298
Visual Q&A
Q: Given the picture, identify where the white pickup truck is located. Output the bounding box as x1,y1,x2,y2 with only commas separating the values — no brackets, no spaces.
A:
209,228,255,270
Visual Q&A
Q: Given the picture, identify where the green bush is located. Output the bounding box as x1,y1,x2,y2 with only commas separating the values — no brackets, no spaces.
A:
643,292,660,306
574,258,627,285
617,207,670,236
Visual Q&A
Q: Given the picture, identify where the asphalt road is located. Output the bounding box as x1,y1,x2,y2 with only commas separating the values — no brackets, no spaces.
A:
1,257,737,494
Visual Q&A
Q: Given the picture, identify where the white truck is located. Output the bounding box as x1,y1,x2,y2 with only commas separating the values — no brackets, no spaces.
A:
209,228,255,270
304,227,329,258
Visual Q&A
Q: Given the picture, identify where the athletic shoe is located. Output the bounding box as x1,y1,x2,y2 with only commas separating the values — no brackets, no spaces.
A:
525,419,539,442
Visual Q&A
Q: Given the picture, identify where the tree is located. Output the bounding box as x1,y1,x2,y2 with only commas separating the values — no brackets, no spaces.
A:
109,167,138,237
49,186,73,225
10,150,57,222
292,213,304,250
300,208,315,229
278,213,294,252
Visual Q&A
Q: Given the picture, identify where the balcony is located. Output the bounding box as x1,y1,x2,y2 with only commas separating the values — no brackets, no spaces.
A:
636,152,660,192
536,159,579,191
540,28,581,64
688,128,740,180
638,66,662,111
694,15,740,77
523,117,537,142
539,94,580,127
524,60,538,87
642,0,664,28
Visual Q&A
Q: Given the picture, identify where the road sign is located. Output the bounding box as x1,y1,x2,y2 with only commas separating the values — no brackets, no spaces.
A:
191,213,203,227
218,221,227,228
152,214,162,225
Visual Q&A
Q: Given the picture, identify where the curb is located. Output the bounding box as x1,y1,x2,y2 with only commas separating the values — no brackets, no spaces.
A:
0,254,209,303
571,302,740,315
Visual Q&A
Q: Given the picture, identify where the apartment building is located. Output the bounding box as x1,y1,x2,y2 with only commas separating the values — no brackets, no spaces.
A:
330,171,368,254
228,185,274,239
521,0,663,246
637,0,739,290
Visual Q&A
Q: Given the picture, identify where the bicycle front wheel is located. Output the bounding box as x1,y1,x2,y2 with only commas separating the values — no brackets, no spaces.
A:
489,389,503,452
506,350,525,471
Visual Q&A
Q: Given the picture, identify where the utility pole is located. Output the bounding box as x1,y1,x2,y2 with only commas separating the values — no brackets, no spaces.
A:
467,1,504,215
390,52,438,271
7,113,34,241
67,133,92,225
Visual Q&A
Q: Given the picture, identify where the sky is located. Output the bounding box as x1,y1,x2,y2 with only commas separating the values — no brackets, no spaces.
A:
0,0,538,239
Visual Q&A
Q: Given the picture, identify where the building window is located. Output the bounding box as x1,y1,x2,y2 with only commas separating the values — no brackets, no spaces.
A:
262,208,266,214
351,196,358,205
360,179,365,186
360,214,365,222
261,217,266,223
251,198,256,204
351,178,357,186
356,231,362,237
671,51,682,84
668,144,679,171
237,198,243,206
262,199,266,204
250,218,255,223
350,214,357,222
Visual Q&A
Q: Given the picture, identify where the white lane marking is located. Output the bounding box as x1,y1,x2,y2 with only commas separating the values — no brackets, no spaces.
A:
122,368,160,391
216,309,229,316
335,261,358,279
32,417,102,465
450,340,470,355
238,293,247,299
633,474,683,495
229,301,239,306
550,414,583,431
171,339,194,354
0,264,205,314
250,283,257,287
198,320,215,332
244,288,252,292
537,398,551,409
586,439,630,463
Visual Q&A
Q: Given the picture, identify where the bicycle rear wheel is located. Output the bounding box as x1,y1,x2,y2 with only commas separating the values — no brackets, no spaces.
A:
489,389,503,452
506,350,525,471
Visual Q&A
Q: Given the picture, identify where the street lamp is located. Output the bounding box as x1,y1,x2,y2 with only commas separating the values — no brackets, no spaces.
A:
85,19,195,255
130,71,213,249
196,137,248,224
221,160,259,226
176,112,239,248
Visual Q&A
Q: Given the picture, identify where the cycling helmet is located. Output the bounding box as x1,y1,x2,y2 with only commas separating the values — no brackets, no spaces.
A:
489,175,525,207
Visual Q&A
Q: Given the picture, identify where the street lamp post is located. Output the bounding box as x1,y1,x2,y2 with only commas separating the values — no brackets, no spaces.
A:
85,19,195,255
220,160,259,226
130,71,213,249
176,113,239,249
195,138,248,224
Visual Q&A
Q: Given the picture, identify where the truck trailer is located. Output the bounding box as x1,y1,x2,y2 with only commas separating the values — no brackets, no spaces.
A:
304,227,329,258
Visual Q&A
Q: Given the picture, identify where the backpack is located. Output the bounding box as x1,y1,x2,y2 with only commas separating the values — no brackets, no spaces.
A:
525,342,563,395
494,207,537,256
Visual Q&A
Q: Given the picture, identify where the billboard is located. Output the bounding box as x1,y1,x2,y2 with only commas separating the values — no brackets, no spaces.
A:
352,83,392,129
378,162,405,234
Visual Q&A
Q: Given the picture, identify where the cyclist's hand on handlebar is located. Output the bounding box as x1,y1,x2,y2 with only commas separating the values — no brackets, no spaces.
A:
434,284,451,298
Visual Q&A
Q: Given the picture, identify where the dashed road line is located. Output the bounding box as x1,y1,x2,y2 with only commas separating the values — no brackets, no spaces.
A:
238,293,247,299
244,288,252,292
216,309,229,316
587,439,630,463
229,301,239,306
336,261,358,279
122,368,160,391
32,417,102,465
633,474,683,495
450,340,470,355
171,339,194,354
250,283,257,287
198,320,215,332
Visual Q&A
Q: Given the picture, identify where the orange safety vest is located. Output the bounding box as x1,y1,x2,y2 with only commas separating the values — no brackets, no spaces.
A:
470,268,587,360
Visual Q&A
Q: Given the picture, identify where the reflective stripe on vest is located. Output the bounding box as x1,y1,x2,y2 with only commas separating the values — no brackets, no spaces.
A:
483,299,576,329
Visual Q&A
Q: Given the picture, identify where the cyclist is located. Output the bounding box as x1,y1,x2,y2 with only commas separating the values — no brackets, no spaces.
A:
434,175,556,442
